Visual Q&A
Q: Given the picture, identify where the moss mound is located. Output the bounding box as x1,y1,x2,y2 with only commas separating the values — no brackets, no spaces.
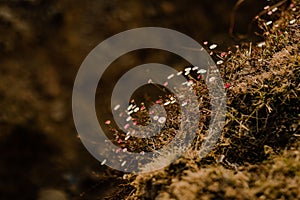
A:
125,1,300,199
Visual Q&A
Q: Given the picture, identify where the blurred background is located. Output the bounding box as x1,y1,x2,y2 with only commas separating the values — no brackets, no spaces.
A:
0,0,281,199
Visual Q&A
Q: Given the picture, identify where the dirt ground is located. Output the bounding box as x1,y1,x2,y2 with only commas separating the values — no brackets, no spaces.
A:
0,0,298,199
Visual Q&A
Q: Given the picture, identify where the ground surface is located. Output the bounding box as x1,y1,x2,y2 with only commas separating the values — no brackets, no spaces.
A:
0,0,299,199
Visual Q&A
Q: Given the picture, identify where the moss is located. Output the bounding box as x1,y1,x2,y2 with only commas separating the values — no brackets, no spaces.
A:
126,1,300,199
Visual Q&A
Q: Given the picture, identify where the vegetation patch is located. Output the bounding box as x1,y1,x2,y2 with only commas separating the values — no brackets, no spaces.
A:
124,1,300,199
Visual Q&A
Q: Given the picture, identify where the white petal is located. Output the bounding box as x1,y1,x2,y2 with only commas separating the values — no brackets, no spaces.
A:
177,71,183,75
197,69,207,74
126,116,132,122
209,44,217,50
164,101,170,106
209,77,216,82
114,104,120,111
181,102,188,106
184,67,191,71
192,66,198,70
216,60,223,65
266,21,272,25
121,161,126,166
158,117,166,124
167,74,174,79
101,159,107,165
127,104,133,110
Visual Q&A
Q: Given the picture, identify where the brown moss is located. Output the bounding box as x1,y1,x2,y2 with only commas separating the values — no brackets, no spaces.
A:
127,1,300,199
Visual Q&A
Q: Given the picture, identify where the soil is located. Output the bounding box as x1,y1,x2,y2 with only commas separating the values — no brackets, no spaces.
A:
0,0,298,200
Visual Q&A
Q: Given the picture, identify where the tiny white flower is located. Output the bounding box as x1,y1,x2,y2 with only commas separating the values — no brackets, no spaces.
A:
197,69,207,74
272,7,278,12
114,104,120,111
164,101,170,106
167,74,174,79
266,21,272,25
121,161,126,167
192,66,198,70
209,77,216,82
101,159,107,165
289,19,296,24
181,101,188,106
187,81,193,87
209,44,217,50
127,110,133,115
153,115,159,120
127,104,133,111
257,42,266,48
158,117,166,124
126,116,132,122
216,60,223,65
181,81,188,85
125,135,130,140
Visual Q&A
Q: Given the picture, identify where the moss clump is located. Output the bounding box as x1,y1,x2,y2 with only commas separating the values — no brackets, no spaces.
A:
126,1,300,199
